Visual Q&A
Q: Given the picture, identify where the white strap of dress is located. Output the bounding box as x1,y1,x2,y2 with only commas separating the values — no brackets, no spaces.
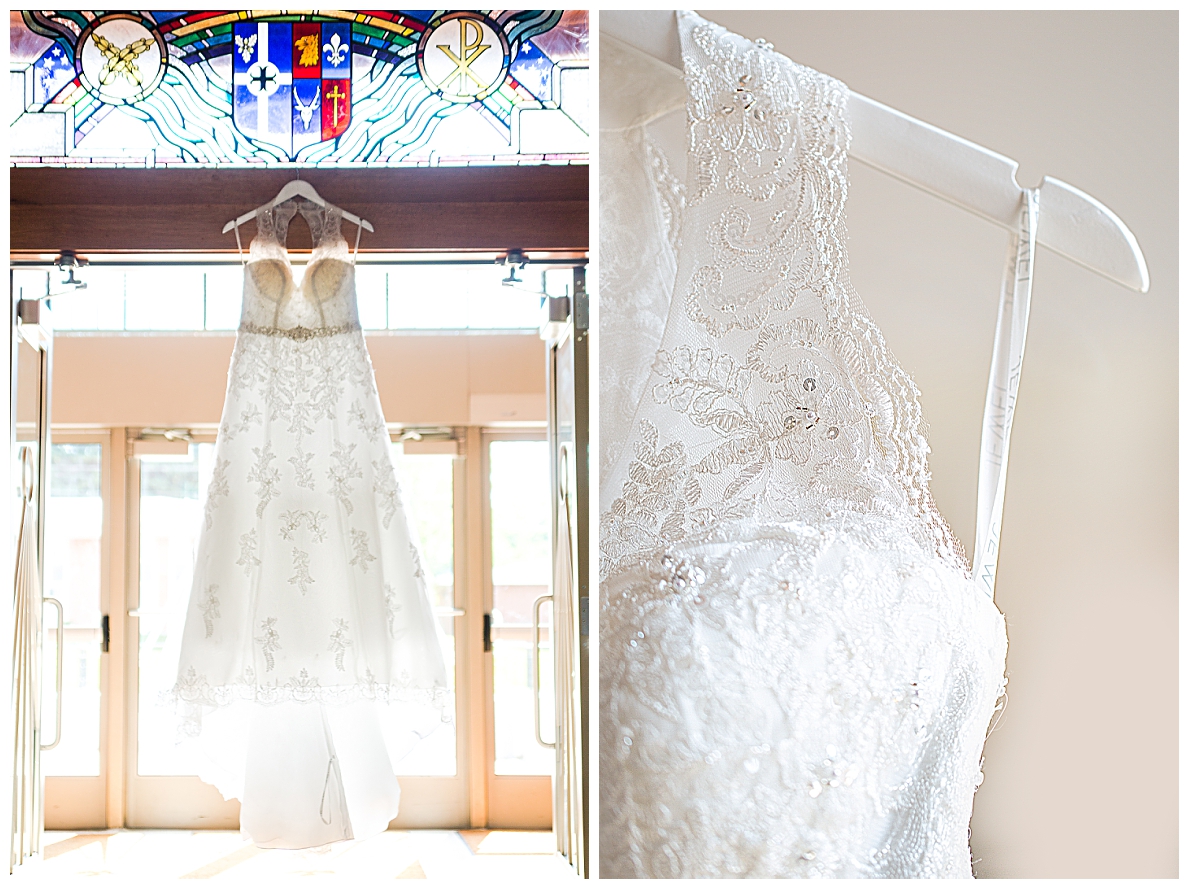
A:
353,220,362,263
974,188,1039,600
233,220,246,266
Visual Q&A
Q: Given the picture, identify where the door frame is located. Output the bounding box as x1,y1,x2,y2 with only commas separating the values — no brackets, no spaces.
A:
480,428,553,829
42,429,111,830
121,430,472,828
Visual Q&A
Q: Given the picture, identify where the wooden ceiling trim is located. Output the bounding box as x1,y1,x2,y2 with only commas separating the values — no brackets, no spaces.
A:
10,165,588,253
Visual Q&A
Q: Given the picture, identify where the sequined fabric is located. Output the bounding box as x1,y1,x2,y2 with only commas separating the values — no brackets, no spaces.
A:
600,12,1008,878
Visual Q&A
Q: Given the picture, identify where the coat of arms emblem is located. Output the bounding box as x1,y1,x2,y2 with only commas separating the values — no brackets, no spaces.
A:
232,20,352,158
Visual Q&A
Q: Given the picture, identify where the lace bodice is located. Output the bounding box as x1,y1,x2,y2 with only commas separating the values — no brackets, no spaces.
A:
239,199,360,334
599,12,1010,878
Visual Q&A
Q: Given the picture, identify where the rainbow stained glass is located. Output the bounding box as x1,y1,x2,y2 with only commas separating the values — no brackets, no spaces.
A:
10,10,588,167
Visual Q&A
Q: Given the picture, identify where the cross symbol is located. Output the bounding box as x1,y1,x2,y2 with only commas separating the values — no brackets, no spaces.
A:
437,20,490,94
251,65,276,93
327,83,347,125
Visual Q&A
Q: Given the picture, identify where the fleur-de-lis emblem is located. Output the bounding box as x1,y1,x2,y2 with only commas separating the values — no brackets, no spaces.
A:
234,32,257,64
323,32,347,66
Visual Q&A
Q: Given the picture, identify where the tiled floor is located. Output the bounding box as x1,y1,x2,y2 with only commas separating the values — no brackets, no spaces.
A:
13,829,576,884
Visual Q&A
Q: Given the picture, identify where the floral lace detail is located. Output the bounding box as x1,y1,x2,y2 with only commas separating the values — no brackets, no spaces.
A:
603,13,966,578
199,584,220,638
247,443,281,519
383,584,401,635
372,459,402,529
279,509,328,544
348,399,388,444
221,403,262,442
256,617,281,672
288,548,314,593
328,619,351,671
601,517,1006,878
409,542,426,582
236,529,260,576
349,528,375,572
288,446,316,490
170,664,451,711
328,441,362,515
643,134,686,253
204,459,231,529
598,12,1007,880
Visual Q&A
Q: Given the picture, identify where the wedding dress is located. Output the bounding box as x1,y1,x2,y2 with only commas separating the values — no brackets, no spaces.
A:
170,199,449,849
600,12,1025,878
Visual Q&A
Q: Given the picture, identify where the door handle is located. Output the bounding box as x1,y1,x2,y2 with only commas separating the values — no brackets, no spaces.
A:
40,597,64,751
532,594,555,749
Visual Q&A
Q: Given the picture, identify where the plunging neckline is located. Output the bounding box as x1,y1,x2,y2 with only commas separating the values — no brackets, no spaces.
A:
246,245,353,293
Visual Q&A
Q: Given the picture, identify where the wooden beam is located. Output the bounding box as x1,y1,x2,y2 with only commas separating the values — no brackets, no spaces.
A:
10,166,588,253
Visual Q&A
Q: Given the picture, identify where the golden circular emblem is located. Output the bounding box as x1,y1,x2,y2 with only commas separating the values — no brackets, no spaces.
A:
77,13,167,105
417,13,510,104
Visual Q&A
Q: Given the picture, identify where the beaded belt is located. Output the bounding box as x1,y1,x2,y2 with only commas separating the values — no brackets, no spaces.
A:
238,322,360,341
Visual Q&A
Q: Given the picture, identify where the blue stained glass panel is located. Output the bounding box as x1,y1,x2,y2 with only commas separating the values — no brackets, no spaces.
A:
10,9,588,168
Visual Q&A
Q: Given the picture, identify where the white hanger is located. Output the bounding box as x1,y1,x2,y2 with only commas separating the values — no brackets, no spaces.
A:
221,178,375,235
604,11,1149,293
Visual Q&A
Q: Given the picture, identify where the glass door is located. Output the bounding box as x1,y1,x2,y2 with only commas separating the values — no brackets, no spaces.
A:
123,434,469,828
41,435,109,829
483,432,554,828
124,435,239,827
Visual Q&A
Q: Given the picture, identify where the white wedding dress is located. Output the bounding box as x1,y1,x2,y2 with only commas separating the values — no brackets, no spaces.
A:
600,13,1026,878
170,199,448,849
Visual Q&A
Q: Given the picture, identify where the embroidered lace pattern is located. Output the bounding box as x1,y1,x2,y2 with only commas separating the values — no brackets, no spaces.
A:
169,196,449,733
599,12,1008,879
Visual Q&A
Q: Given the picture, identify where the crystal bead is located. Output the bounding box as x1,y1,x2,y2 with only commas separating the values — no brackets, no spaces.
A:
721,105,734,115
827,426,839,440
743,758,760,774
802,851,816,861
623,736,632,746
783,415,797,430
804,378,816,391
807,779,822,798
738,73,753,86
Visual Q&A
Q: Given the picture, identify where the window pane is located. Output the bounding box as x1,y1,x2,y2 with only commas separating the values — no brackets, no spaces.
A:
51,267,126,330
489,439,554,775
389,444,458,776
41,442,104,778
50,263,548,332
125,267,204,331
137,444,212,776
204,267,243,330
137,442,460,776
355,267,388,330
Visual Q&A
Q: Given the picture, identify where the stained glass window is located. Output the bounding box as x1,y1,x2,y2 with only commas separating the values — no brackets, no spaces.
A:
10,10,588,167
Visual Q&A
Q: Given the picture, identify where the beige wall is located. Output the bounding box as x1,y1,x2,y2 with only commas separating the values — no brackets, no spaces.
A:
695,11,1177,879
52,332,546,428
